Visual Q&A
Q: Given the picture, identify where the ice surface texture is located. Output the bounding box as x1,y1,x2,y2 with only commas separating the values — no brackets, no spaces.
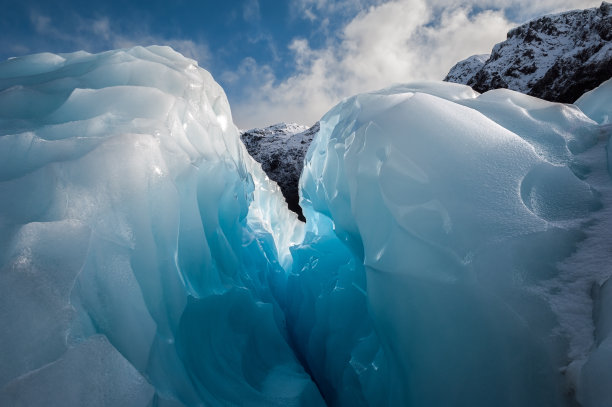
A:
0,46,317,406
299,81,612,406
1,47,612,407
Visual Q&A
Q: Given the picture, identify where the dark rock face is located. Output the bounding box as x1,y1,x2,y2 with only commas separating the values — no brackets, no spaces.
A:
241,122,319,221
445,2,612,103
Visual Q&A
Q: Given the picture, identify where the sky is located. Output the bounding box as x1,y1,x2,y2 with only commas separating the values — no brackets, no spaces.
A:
0,0,604,129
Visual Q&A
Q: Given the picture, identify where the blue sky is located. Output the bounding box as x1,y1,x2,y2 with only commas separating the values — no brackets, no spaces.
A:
0,0,603,128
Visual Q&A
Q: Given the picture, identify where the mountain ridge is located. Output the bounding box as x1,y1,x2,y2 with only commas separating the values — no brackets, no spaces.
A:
444,1,612,102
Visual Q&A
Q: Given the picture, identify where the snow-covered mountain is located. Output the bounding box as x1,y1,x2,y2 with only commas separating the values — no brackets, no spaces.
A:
445,2,612,102
241,122,319,220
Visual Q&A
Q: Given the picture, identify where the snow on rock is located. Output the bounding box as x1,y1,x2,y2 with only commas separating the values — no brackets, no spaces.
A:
445,2,612,103
443,54,489,84
241,122,319,220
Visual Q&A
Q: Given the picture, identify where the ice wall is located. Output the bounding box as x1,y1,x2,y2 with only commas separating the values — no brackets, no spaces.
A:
575,77,612,125
1,46,611,407
0,46,318,406
298,81,612,406
575,77,612,180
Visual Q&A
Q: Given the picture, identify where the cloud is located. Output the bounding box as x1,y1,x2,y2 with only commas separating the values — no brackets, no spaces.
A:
460,0,604,21
18,10,210,66
243,0,262,22
232,0,511,128
231,0,603,129
221,56,275,86
290,0,384,21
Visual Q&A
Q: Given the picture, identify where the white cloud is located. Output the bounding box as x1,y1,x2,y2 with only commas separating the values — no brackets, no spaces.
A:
232,0,603,129
233,0,510,128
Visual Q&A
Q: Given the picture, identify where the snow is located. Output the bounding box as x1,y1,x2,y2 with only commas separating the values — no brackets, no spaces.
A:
1,46,612,407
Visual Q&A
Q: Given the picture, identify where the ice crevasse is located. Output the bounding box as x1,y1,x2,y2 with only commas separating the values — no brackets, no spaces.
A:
0,46,611,407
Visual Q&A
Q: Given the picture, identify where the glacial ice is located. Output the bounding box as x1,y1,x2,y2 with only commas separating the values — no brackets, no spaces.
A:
576,78,612,125
0,46,315,407
1,47,611,407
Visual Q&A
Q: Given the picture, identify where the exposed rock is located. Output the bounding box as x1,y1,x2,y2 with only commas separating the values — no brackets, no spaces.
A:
241,122,319,221
444,54,488,84
445,2,612,103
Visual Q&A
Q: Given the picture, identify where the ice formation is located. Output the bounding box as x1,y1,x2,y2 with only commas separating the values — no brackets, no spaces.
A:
0,46,315,406
1,47,611,407
576,77,612,125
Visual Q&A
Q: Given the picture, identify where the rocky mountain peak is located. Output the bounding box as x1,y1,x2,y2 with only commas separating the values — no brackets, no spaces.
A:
445,2,612,102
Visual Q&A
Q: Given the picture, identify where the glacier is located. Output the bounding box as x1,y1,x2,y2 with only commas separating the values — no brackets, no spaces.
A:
0,47,611,407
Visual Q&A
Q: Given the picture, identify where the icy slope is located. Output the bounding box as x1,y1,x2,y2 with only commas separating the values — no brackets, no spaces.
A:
445,2,612,102
1,47,612,407
241,122,319,220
